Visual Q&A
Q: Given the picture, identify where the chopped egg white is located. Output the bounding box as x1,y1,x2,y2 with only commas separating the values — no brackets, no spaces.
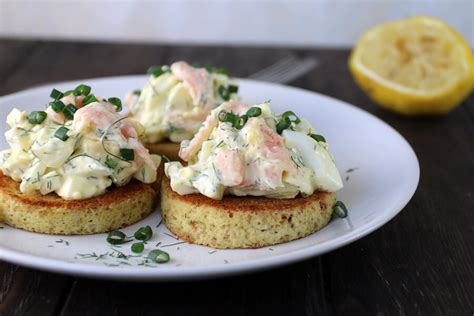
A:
282,130,343,192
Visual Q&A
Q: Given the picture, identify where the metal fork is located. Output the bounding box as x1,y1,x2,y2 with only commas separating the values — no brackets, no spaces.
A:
248,54,319,84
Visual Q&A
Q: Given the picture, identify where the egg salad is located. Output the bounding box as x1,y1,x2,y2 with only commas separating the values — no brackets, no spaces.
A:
165,101,343,200
126,61,239,143
0,85,161,200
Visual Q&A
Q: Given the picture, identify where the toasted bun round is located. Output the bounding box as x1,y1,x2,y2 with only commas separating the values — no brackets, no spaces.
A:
145,141,181,161
0,172,160,235
160,177,336,249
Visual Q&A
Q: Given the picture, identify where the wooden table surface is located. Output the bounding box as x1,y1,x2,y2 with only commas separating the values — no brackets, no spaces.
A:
0,40,472,316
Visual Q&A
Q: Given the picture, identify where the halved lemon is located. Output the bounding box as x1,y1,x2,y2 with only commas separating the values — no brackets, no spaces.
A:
349,16,474,116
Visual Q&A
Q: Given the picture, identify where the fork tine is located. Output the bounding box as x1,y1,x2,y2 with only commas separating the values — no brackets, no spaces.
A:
269,58,319,84
258,58,317,83
255,59,302,82
248,57,297,81
249,56,318,83
248,55,299,80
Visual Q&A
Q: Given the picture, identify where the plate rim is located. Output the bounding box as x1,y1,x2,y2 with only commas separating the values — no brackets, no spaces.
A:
0,76,420,281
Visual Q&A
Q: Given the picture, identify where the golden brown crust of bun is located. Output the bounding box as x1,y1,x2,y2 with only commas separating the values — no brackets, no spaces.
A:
0,172,160,235
160,177,336,249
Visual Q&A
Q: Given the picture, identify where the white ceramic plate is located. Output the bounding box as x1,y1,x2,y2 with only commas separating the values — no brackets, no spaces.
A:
0,76,419,281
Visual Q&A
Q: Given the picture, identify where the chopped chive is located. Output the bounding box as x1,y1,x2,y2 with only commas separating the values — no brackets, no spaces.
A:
131,242,145,253
205,66,230,76
310,134,326,143
63,104,77,120
104,157,118,169
82,94,97,106
119,148,134,161
210,67,229,76
54,126,69,141
147,65,170,77
233,114,248,129
218,110,226,121
50,100,65,113
218,110,234,123
276,117,291,134
218,84,239,101
228,85,238,94
106,231,131,245
107,97,122,112
215,68,229,76
218,85,228,100
132,90,141,96
333,201,348,218
148,249,170,264
276,110,300,134
50,88,64,100
63,90,74,96
227,113,234,123
218,85,229,100
27,111,47,125
281,111,301,124
134,225,152,241
224,113,236,123
74,84,91,96
218,110,250,129
246,107,262,117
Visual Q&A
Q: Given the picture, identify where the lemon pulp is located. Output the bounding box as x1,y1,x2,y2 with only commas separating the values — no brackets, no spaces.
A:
349,16,474,116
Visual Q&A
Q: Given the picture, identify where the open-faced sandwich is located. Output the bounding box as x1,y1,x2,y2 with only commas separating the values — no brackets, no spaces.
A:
161,101,344,248
0,85,161,235
125,61,239,160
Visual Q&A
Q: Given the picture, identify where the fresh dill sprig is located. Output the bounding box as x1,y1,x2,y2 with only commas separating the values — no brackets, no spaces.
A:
156,220,163,228
346,167,359,173
55,239,70,246
163,232,179,240
100,117,132,163
160,241,186,248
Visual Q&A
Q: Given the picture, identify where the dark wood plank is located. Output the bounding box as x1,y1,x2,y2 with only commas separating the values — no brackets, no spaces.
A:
0,40,40,86
0,41,166,95
0,262,73,316
59,258,331,316
0,42,295,95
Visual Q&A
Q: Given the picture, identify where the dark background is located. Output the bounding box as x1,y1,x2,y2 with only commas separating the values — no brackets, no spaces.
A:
0,40,473,315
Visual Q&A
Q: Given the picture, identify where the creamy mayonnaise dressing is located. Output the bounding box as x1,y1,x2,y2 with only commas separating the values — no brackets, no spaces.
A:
165,101,343,200
0,94,161,200
126,61,238,143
